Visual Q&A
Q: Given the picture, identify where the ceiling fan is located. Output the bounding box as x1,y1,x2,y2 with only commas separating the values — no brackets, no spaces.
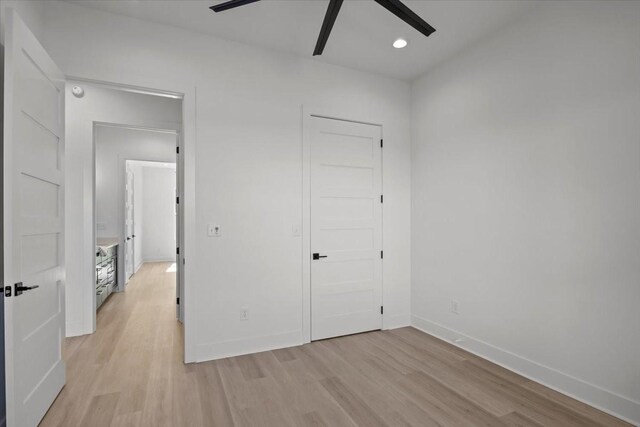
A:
209,0,435,56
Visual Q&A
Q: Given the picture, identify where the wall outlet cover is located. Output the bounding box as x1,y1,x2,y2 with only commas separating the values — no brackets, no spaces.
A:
451,300,459,315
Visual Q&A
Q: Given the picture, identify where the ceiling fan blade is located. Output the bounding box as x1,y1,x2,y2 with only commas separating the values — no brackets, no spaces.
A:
313,0,344,56
374,0,435,37
210,0,261,13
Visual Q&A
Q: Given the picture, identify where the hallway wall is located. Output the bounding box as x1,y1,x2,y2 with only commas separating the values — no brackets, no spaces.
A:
96,127,176,243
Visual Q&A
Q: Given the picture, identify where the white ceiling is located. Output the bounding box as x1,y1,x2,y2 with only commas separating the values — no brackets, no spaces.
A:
65,0,540,81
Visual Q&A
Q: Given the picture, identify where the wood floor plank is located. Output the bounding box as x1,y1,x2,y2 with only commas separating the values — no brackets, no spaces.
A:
320,376,387,427
40,263,632,427
353,331,517,417
519,381,631,427
500,411,545,427
79,392,120,427
301,411,328,427
194,361,235,426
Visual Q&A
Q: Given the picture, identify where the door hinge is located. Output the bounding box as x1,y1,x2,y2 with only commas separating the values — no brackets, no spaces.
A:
380,306,384,315
176,146,180,154
380,139,383,148
5,286,11,297
380,195,383,203
176,297,180,304
176,196,180,204
176,247,180,255
381,251,383,259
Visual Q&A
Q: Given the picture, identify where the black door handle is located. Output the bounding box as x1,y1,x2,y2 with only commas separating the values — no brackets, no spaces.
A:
132,235,136,238
312,253,328,260
126,237,131,241
15,282,39,296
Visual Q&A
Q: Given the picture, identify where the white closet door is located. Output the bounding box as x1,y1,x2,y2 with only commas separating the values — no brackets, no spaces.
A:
309,116,383,341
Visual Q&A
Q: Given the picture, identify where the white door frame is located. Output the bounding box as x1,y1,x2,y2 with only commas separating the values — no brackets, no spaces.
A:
71,76,196,363
122,157,179,274
301,106,384,343
124,161,135,283
93,123,179,294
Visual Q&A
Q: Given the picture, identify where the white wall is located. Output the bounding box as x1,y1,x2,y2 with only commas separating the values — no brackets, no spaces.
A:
411,1,640,423
1,1,46,46
65,83,180,336
141,165,176,262
42,1,412,360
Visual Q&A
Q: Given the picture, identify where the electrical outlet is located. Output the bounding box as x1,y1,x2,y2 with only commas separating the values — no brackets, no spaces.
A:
450,300,459,315
240,307,249,321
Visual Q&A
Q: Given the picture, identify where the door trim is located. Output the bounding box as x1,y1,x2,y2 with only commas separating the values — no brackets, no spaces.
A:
69,76,196,363
301,106,384,343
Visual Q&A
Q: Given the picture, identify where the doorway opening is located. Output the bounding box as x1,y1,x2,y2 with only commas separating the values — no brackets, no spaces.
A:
93,125,182,329
64,80,186,339
95,126,180,309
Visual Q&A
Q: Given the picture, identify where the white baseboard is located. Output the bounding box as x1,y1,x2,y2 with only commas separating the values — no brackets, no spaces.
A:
196,318,416,363
383,313,411,330
196,330,304,362
65,320,90,338
411,315,640,425
142,257,175,263
134,261,143,273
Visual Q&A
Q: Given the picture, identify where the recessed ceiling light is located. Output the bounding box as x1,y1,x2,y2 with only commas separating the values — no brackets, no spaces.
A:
393,38,408,49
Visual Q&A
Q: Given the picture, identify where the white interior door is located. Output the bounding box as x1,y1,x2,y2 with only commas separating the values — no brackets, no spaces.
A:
176,135,183,321
3,10,66,427
125,166,134,281
309,116,383,341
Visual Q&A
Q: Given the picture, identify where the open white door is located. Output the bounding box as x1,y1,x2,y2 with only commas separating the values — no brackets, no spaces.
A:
176,134,183,322
124,165,135,282
3,10,66,427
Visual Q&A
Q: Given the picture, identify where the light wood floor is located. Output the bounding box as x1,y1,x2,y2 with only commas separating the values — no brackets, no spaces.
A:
41,262,630,427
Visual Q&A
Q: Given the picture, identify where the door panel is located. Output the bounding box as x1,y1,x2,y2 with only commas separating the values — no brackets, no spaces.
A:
125,166,134,281
309,117,382,341
3,10,66,427
176,134,183,322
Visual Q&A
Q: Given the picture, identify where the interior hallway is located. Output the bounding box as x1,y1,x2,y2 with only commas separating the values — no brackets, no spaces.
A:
41,262,630,426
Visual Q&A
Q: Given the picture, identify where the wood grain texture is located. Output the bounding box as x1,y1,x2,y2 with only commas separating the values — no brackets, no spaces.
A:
40,262,631,427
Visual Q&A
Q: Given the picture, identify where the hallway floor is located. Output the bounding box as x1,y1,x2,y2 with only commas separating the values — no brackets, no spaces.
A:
40,262,629,426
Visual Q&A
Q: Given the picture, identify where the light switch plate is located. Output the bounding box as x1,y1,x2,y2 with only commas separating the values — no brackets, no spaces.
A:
208,224,221,237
